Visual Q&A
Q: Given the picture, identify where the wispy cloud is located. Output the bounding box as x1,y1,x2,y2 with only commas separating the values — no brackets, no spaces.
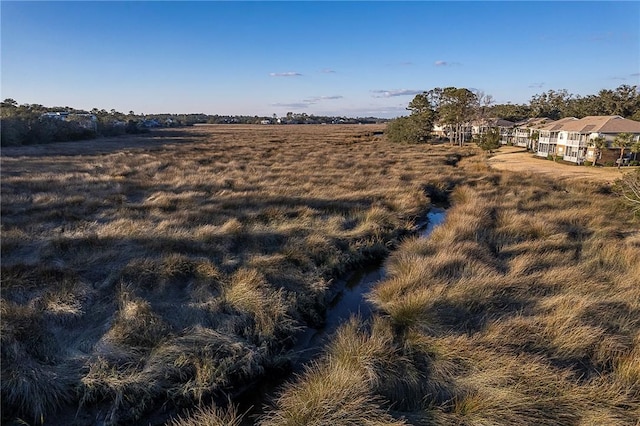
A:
528,82,545,89
302,95,343,103
610,76,627,81
385,61,415,67
339,105,409,118
371,89,423,98
630,73,640,77
269,72,302,77
434,60,461,67
272,95,344,109
320,68,336,74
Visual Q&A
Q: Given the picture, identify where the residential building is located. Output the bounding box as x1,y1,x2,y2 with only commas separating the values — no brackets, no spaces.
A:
536,117,579,158
40,111,98,132
512,117,553,150
471,118,515,144
536,115,640,164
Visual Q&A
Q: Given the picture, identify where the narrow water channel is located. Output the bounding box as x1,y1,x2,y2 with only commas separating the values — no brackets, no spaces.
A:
238,207,448,424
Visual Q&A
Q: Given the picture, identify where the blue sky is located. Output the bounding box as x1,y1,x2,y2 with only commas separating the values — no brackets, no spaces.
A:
1,1,638,118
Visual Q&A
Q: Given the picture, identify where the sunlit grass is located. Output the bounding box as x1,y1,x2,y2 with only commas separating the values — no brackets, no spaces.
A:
262,149,640,425
1,125,464,424
3,125,638,425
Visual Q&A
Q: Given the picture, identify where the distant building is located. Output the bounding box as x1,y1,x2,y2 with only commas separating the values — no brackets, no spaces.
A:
40,111,98,132
471,118,515,144
510,117,553,149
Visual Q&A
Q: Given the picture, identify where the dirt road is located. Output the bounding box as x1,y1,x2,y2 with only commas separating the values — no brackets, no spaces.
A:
486,146,633,183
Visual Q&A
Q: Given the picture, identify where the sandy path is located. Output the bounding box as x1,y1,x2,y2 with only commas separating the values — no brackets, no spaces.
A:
486,146,633,183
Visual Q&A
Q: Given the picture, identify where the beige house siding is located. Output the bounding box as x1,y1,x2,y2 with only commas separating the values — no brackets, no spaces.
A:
536,116,640,164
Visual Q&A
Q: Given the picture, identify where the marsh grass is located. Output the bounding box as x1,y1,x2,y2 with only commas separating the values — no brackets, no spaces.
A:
260,317,411,426
262,151,640,425
169,403,245,426
1,125,465,424
4,126,638,425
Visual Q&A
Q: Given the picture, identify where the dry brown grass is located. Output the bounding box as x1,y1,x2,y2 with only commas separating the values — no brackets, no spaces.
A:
366,164,638,424
264,149,639,425
4,125,638,425
1,125,465,424
259,317,411,426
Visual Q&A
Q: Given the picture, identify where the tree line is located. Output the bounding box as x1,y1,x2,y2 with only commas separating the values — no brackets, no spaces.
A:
386,85,640,145
493,85,640,122
386,87,494,146
0,100,152,146
0,99,389,146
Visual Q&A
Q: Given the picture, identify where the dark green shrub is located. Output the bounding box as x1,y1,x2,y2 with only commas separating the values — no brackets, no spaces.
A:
385,115,430,144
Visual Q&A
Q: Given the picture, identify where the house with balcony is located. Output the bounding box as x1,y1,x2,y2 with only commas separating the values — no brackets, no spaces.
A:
536,117,579,158
471,118,515,144
536,115,640,164
512,117,554,150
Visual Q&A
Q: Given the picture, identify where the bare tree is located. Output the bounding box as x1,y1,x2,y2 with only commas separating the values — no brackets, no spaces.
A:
614,133,634,168
615,169,640,214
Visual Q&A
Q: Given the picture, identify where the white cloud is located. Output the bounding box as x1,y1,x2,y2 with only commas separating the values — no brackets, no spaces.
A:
528,82,545,88
273,95,344,108
434,60,461,67
320,68,336,74
303,95,344,103
371,89,423,98
269,72,303,77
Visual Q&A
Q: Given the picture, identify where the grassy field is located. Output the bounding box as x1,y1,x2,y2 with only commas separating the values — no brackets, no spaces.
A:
263,148,640,425
1,125,466,425
2,125,638,425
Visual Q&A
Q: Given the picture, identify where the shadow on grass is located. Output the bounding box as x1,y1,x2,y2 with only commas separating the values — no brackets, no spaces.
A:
0,129,209,158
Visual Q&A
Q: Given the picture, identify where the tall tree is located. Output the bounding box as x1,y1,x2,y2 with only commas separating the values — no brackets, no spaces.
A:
614,132,634,168
527,85,639,119
437,87,478,146
386,92,436,144
589,136,608,167
530,89,574,119
487,103,531,122
1,98,18,109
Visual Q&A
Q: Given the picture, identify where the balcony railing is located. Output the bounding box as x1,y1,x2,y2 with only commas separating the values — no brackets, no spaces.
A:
540,138,558,144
